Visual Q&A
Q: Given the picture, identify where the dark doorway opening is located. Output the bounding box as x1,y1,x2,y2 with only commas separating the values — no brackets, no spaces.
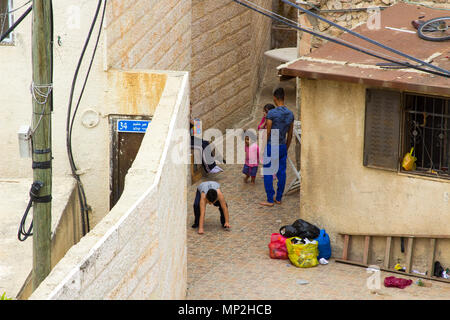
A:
109,115,152,209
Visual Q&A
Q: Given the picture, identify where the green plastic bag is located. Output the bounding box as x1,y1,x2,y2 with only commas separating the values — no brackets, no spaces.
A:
286,237,319,268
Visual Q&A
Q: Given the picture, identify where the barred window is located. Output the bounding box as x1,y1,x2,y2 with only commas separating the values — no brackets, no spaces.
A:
403,93,449,178
364,89,450,180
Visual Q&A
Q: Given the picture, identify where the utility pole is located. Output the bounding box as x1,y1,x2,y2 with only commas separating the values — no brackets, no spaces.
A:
31,0,53,291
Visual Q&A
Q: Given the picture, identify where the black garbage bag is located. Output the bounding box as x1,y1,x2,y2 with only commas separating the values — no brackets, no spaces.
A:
279,219,320,240
279,225,298,238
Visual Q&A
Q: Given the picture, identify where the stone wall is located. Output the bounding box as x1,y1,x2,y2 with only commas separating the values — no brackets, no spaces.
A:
106,0,273,133
190,0,272,132
106,0,192,72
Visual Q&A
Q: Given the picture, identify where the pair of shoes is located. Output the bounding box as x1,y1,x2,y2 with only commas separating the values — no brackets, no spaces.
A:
210,166,223,174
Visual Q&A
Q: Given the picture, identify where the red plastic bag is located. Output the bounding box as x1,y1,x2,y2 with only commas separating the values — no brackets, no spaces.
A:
268,233,288,259
384,276,413,289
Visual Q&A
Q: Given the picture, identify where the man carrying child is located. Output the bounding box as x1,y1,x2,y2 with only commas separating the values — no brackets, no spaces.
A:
259,87,294,207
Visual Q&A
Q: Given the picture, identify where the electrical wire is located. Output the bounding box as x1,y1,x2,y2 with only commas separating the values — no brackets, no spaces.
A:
232,0,450,78
0,4,32,42
240,0,442,76
18,181,44,242
241,0,416,73
18,1,53,242
242,0,449,77
66,0,107,235
1,0,32,15
69,0,107,152
295,1,389,13
239,0,450,77
18,199,33,241
281,0,450,77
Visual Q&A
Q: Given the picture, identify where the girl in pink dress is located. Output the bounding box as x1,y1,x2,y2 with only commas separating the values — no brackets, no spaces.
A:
243,135,260,184
258,104,275,131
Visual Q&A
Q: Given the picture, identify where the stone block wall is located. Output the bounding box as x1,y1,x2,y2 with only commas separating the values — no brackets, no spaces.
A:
191,0,273,132
106,0,273,133
29,71,190,300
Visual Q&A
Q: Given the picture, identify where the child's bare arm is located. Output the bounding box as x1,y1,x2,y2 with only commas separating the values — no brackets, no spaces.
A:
217,190,230,228
198,195,207,234
265,119,272,145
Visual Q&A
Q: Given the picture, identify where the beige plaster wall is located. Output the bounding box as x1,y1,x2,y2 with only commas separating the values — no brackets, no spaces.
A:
29,71,189,300
0,0,109,226
1,176,82,299
17,178,82,299
299,78,450,269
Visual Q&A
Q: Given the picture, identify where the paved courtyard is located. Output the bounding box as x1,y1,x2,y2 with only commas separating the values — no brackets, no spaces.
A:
185,84,450,299
186,161,450,300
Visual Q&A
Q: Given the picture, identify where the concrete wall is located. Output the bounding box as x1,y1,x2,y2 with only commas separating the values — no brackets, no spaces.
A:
0,0,108,226
29,71,190,300
17,178,82,299
191,0,272,132
299,79,450,269
0,176,82,299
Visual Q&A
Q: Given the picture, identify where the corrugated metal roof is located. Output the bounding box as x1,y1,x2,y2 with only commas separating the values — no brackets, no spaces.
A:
279,3,450,96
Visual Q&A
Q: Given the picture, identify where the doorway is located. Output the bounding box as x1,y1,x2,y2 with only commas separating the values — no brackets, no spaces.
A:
109,115,152,209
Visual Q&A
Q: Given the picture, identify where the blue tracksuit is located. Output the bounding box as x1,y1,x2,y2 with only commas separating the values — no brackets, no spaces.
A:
263,143,287,203
263,106,293,203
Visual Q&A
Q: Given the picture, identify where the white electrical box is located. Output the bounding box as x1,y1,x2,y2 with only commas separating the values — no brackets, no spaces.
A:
18,125,32,158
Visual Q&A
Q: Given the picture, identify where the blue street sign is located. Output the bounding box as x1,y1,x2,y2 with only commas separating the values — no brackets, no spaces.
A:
117,119,151,133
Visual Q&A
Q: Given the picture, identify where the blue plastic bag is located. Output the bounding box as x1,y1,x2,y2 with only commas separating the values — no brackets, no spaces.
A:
314,229,331,260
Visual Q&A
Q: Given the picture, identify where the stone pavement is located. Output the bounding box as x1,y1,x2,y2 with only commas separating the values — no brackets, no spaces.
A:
186,161,450,300
185,81,450,300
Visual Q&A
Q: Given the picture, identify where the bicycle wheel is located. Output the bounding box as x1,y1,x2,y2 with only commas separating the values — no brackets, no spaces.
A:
418,16,450,42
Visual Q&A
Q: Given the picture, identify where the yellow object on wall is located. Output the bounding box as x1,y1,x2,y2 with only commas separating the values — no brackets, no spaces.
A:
402,147,417,171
